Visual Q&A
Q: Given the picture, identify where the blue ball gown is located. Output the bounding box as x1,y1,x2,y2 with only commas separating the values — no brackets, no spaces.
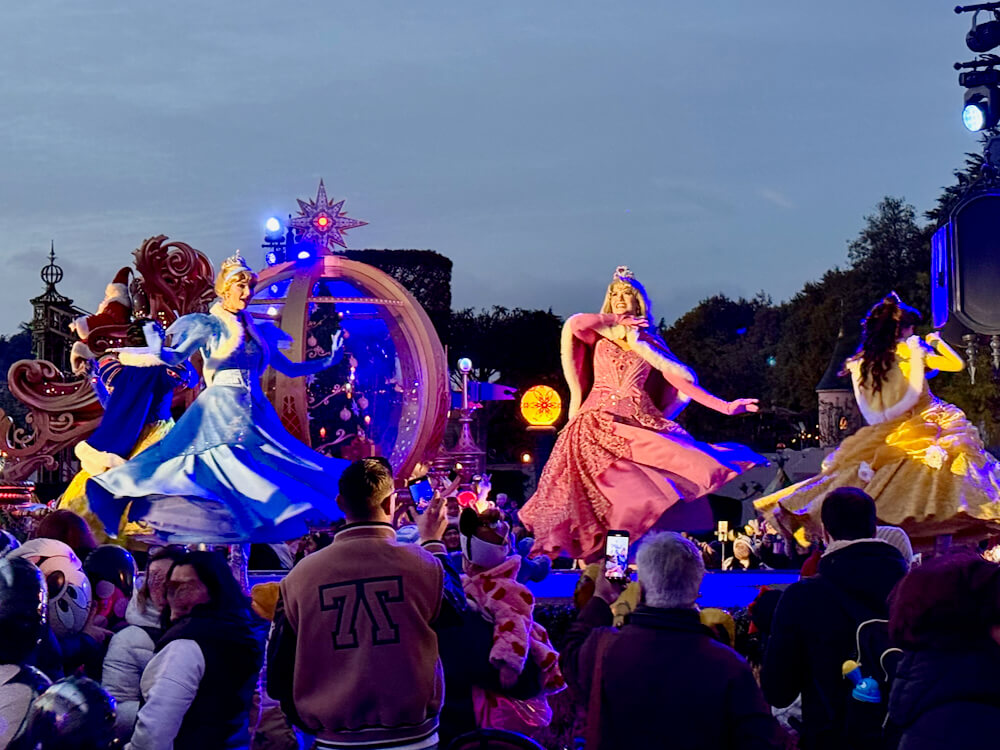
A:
87,303,349,543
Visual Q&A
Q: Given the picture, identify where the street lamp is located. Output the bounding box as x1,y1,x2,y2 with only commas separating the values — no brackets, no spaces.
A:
457,357,472,410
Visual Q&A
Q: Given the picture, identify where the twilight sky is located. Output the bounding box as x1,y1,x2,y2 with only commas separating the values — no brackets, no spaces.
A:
0,1,978,333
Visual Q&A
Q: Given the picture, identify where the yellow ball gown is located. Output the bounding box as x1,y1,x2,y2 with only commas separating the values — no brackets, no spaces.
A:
756,335,1000,546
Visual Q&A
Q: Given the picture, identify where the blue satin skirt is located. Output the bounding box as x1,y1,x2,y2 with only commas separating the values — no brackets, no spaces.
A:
87,383,348,543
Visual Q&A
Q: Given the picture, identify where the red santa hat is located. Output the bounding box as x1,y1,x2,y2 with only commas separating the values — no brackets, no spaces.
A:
70,267,132,343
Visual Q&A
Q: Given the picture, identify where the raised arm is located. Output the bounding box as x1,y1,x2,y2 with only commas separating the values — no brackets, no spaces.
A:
147,315,216,367
566,313,619,341
923,332,964,373
269,331,344,379
564,313,646,345
661,370,759,416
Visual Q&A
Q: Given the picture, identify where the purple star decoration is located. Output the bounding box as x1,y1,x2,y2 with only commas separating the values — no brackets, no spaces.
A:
290,179,368,252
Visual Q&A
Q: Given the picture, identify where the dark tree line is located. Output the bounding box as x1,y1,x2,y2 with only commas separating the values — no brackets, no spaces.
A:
2,152,997,461
663,196,933,449
451,151,1000,455
0,327,32,423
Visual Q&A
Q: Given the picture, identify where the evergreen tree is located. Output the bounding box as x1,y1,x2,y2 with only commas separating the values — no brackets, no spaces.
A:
0,326,32,423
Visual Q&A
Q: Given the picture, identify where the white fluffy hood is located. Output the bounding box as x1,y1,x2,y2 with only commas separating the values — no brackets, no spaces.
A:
125,589,162,628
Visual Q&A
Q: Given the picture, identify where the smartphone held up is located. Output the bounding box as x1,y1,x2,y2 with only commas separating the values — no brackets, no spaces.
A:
604,530,630,583
408,477,435,509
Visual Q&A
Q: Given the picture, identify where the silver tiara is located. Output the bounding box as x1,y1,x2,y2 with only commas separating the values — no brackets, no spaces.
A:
613,265,635,282
221,250,253,282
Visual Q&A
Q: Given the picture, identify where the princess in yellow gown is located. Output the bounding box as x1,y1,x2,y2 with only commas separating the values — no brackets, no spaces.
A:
756,293,1000,546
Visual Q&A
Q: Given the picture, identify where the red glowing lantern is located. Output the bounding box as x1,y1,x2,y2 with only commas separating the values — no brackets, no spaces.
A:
456,490,477,508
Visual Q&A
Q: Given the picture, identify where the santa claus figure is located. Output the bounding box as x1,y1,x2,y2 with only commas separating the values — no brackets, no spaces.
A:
69,268,132,375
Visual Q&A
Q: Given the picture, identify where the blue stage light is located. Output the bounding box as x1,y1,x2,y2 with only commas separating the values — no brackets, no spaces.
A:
964,101,987,131
297,249,311,260
265,217,282,234
265,251,278,265
961,80,999,131
270,284,279,295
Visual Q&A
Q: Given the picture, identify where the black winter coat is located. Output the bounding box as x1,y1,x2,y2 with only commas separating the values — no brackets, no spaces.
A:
436,604,544,745
157,607,263,750
761,540,907,750
889,644,1000,749
562,598,785,750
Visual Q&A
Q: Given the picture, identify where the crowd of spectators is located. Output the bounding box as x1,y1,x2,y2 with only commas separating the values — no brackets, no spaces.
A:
2,469,999,749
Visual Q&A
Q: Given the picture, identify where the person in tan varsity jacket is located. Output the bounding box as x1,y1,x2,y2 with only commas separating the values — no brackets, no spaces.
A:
267,458,461,750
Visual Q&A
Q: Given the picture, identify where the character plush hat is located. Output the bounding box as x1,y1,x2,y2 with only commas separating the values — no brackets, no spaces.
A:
733,534,760,556
459,507,510,569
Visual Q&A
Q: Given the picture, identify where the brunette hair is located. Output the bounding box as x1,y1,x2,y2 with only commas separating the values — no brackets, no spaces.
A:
136,545,186,610
32,510,98,561
854,292,922,394
161,550,251,627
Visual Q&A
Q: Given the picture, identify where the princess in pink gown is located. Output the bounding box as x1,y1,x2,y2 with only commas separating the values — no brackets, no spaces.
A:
520,267,765,561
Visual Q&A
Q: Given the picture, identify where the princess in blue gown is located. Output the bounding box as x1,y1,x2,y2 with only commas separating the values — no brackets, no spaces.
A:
87,253,350,543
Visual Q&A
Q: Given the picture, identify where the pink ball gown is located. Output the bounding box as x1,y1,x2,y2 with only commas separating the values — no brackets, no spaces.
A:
520,314,765,561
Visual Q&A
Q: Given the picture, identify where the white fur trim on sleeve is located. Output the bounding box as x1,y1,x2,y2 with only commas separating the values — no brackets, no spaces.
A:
560,320,584,420
73,315,91,340
849,346,924,425
75,440,127,476
628,332,696,384
116,348,167,367
203,304,245,386
70,341,95,376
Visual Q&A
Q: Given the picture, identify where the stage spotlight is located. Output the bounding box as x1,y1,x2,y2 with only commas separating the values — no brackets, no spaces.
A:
960,69,1000,131
967,13,1000,53
297,249,311,260
265,217,282,235
265,251,278,266
964,99,988,131
963,87,1000,131
266,306,279,317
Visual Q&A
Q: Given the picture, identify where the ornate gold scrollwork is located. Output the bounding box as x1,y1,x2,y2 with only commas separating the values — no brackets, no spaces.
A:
0,237,216,480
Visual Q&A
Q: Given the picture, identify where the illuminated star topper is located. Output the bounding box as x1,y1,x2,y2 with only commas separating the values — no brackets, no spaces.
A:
290,180,368,253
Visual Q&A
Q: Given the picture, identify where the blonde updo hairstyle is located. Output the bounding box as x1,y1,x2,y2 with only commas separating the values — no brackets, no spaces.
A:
600,266,653,324
215,253,258,298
